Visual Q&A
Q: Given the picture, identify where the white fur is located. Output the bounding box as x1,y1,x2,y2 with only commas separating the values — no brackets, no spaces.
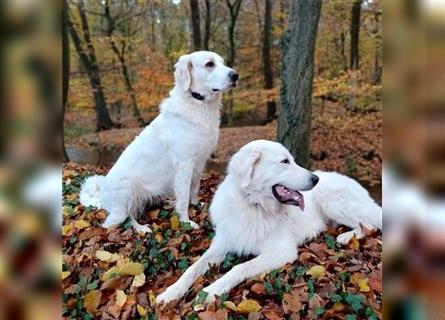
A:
157,140,382,303
79,51,237,233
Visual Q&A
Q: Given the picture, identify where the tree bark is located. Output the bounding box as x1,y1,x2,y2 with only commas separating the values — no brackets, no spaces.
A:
263,0,275,122
150,0,157,50
190,0,202,51
67,0,114,131
204,0,211,50
62,0,70,162
277,0,322,169
224,0,242,126
104,2,145,127
350,0,362,70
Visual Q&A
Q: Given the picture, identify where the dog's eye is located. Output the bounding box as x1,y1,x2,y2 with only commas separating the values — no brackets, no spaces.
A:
205,61,215,68
281,159,290,164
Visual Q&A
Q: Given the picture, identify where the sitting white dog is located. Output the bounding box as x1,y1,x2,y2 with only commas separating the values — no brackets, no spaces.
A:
157,140,382,303
79,51,238,233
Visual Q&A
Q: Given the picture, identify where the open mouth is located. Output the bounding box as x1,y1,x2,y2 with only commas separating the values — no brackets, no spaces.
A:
272,184,305,211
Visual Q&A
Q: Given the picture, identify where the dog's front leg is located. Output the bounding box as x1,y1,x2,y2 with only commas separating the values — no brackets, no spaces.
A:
201,249,298,303
190,162,205,206
156,244,226,304
174,160,199,228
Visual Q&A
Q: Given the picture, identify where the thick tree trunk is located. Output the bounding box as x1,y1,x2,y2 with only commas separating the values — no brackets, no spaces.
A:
204,0,211,50
263,0,275,122
277,0,322,169
67,0,114,131
350,0,362,70
190,0,202,51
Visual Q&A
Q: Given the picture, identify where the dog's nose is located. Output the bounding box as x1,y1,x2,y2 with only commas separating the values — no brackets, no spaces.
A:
311,174,319,186
229,71,239,82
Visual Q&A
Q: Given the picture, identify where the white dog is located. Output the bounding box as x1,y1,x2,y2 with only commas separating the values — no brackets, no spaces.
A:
79,51,238,233
157,140,382,303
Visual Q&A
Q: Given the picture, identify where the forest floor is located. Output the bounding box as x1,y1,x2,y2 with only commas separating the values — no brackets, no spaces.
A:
65,103,382,187
62,162,382,320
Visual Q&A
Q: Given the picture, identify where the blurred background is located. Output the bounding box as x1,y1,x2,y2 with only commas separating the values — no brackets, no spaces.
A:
0,0,443,319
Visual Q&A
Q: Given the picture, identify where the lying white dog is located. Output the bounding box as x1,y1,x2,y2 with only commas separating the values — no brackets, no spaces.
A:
80,51,238,232
157,140,381,303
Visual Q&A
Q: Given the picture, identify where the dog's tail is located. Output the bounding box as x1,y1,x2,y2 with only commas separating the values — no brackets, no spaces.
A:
79,175,105,208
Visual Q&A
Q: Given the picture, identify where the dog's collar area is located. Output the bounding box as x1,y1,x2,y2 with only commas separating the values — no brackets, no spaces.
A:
190,91,205,101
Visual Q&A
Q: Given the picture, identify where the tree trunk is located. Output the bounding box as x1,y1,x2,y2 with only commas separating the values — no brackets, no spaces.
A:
204,0,211,50
67,0,114,131
263,0,275,122
62,0,70,162
190,0,202,51
104,2,145,127
150,0,156,50
373,11,382,84
277,0,322,169
350,0,362,70
225,0,242,126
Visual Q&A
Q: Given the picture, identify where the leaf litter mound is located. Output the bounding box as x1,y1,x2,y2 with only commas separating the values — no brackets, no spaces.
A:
62,163,382,320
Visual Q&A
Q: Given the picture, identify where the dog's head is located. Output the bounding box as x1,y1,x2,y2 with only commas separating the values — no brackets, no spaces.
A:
228,140,319,212
174,51,238,97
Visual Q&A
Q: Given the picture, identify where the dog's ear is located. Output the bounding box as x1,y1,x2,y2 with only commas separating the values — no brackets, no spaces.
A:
230,148,262,188
174,54,192,92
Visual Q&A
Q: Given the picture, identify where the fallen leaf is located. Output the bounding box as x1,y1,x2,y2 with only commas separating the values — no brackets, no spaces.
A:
333,301,344,311
62,271,71,280
84,290,101,312
62,224,73,236
251,283,266,295
74,219,90,230
282,293,302,314
131,273,146,287
118,262,144,276
237,299,262,314
349,236,360,250
198,310,218,320
103,267,120,281
115,290,127,308
95,250,119,262
223,301,239,312
306,265,326,279
137,304,147,316
148,290,157,306
170,215,180,231
357,278,370,292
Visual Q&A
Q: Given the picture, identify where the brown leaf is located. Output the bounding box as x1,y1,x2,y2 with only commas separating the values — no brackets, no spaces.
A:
250,283,266,295
282,293,302,314
84,290,101,312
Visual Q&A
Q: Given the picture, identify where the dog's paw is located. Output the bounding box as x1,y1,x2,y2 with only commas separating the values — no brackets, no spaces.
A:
156,288,181,304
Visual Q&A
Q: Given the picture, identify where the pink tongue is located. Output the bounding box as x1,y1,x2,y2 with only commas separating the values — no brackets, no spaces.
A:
276,186,305,211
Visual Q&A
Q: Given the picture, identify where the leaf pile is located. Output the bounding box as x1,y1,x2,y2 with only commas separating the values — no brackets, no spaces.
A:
62,162,382,320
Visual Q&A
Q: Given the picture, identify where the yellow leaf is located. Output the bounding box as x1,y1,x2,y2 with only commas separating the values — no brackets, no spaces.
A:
84,290,101,312
95,250,119,263
74,220,90,230
137,304,147,316
115,290,127,308
170,215,180,231
306,265,326,279
131,273,146,287
237,299,262,314
103,266,120,281
154,233,164,242
62,271,71,280
349,236,360,250
223,301,239,312
148,290,157,306
358,278,370,292
333,301,344,311
62,224,73,236
118,262,144,276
